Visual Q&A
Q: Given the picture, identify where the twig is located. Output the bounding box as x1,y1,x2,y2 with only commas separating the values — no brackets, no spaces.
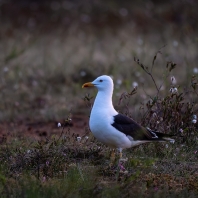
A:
134,57,160,95
57,115,72,141
151,44,166,73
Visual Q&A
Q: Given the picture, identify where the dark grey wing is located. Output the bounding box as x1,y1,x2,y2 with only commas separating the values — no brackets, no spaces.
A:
111,114,156,140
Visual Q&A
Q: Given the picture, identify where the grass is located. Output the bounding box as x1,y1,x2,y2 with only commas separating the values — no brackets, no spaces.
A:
0,0,198,197
0,128,197,197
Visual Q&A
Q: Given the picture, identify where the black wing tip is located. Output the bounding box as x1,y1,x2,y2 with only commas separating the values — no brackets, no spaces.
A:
146,127,175,143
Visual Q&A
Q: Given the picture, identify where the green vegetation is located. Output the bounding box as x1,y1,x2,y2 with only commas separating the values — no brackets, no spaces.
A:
0,124,197,197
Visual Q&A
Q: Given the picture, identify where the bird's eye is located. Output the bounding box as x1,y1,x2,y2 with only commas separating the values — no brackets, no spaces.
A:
99,79,103,82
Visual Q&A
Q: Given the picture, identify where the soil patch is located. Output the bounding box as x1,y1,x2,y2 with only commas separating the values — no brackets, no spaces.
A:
0,115,89,142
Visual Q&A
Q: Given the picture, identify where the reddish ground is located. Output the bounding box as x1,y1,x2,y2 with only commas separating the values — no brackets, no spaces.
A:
0,115,89,143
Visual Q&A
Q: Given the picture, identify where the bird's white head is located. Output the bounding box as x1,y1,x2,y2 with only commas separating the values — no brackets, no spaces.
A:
82,75,114,92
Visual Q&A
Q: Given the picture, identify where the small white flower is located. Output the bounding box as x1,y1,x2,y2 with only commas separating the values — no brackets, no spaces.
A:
173,40,178,47
165,144,169,148
65,118,72,122
80,71,86,77
174,88,178,93
57,123,61,127
152,113,157,118
135,72,141,77
27,150,31,154
192,119,197,124
84,136,89,140
3,67,9,72
77,137,81,142
42,176,46,182
132,82,138,87
171,76,177,85
169,87,178,94
116,79,122,85
193,68,198,74
193,115,197,120
179,128,183,133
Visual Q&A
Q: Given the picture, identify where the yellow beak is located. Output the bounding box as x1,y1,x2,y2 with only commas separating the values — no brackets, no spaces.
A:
82,82,95,88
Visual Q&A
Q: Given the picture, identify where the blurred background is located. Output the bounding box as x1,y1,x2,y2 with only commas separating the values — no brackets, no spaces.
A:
0,0,198,122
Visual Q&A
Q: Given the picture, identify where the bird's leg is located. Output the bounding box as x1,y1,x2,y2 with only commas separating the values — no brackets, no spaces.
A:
117,148,128,173
119,148,123,159
109,149,116,166
117,148,123,160
117,148,128,161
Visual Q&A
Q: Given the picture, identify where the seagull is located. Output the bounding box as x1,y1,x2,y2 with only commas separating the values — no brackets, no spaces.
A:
82,75,175,159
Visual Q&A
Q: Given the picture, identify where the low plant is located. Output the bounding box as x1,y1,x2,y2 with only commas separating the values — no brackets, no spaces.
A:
0,49,198,197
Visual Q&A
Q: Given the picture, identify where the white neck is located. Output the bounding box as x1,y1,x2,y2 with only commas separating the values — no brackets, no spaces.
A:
91,89,117,115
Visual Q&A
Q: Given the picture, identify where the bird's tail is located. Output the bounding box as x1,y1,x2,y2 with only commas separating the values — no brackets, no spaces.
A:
147,127,175,143
161,136,175,144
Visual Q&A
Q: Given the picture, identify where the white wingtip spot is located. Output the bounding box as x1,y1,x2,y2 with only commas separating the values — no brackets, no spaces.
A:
170,139,175,144
147,127,158,139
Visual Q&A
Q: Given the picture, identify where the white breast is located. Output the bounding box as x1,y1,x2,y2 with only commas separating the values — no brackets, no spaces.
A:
89,109,132,148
